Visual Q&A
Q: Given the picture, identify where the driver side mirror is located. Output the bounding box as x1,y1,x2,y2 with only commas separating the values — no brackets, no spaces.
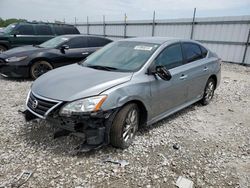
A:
148,65,172,81
60,44,69,53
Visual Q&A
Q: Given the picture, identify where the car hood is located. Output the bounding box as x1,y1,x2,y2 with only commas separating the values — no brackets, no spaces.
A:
0,45,48,58
32,64,133,101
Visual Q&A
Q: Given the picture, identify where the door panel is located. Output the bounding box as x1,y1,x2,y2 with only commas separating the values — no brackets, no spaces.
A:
149,43,188,119
149,66,188,118
182,42,210,101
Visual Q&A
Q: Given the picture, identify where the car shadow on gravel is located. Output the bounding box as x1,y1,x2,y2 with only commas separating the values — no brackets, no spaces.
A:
19,102,202,157
139,102,202,134
0,75,33,82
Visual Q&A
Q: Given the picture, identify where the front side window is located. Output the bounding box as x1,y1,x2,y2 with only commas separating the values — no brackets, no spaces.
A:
15,25,35,35
35,25,53,35
183,43,203,63
82,41,159,72
155,43,183,69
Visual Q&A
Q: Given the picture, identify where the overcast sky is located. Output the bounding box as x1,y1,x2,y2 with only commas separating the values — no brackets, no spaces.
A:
0,0,250,23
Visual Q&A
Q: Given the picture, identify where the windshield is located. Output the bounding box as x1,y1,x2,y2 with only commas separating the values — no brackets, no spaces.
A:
39,36,69,48
82,41,159,72
3,24,16,34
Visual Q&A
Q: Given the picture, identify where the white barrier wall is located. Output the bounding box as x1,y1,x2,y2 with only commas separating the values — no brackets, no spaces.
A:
75,15,250,65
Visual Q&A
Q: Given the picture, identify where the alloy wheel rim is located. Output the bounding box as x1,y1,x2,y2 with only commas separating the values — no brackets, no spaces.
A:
33,63,52,78
123,109,138,143
205,81,214,101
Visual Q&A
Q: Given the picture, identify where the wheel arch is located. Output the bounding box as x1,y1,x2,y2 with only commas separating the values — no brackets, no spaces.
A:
209,74,217,89
119,99,148,128
30,57,53,67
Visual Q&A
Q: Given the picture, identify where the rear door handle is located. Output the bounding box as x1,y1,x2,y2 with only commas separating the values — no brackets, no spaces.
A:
203,67,208,71
180,74,188,80
82,52,89,55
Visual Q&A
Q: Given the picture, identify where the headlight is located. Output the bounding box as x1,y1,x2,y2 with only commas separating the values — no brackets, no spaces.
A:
59,95,107,116
6,56,27,63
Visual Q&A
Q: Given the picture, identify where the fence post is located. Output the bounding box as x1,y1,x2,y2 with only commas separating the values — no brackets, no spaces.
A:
242,29,250,65
87,16,89,35
190,8,196,39
124,13,127,38
103,15,106,37
152,11,156,36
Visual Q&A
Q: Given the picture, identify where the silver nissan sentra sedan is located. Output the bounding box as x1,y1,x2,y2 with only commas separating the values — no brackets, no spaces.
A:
24,37,221,151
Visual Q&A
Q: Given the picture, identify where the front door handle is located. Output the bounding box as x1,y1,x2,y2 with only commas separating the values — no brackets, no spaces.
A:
180,74,188,80
203,67,208,71
82,52,89,55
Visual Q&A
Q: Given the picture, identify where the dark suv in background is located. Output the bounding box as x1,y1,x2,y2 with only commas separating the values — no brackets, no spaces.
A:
0,22,80,52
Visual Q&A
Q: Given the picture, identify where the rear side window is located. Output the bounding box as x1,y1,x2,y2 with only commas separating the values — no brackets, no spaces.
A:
65,37,87,48
88,37,111,47
182,43,203,63
155,43,183,69
35,25,53,35
54,26,65,35
63,26,79,34
15,25,35,35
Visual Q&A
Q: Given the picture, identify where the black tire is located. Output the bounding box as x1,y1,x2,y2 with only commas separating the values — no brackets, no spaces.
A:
110,103,139,149
201,78,215,105
0,45,7,53
30,60,53,79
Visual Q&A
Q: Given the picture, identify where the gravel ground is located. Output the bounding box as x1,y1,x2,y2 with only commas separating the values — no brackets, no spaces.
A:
0,63,249,188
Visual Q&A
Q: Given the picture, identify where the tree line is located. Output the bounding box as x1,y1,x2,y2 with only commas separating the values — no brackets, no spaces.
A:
0,18,27,27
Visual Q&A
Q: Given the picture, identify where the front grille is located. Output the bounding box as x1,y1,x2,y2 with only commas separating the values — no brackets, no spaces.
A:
27,92,59,117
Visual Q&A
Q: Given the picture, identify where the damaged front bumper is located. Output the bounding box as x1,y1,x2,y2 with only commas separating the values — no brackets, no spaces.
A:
24,108,118,148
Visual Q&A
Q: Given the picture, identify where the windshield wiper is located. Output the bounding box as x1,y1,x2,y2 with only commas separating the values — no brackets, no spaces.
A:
87,65,118,71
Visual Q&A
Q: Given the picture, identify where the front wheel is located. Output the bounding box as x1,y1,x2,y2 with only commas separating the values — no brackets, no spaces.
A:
110,103,139,149
30,60,53,79
201,78,215,105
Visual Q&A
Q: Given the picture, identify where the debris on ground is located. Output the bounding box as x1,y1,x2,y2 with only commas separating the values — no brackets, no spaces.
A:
176,176,194,188
0,170,33,188
103,157,129,167
173,143,180,150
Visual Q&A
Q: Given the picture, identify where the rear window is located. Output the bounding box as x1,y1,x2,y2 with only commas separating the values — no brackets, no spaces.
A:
63,26,79,34
88,37,112,47
35,25,53,35
182,42,203,63
15,25,35,35
65,37,88,48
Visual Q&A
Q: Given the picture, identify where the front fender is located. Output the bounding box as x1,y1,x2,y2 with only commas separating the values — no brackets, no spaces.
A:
100,80,152,117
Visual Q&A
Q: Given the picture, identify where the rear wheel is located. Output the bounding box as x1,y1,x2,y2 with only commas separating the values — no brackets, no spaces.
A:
0,45,7,53
30,60,53,79
201,78,215,105
110,103,139,149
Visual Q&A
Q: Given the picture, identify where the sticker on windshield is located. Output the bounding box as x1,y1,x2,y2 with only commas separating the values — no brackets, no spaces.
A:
134,46,153,51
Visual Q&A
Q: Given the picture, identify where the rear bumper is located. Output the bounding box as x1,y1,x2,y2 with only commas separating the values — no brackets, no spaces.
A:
0,64,30,78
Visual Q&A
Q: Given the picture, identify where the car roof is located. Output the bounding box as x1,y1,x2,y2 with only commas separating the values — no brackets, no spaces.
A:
121,37,199,45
